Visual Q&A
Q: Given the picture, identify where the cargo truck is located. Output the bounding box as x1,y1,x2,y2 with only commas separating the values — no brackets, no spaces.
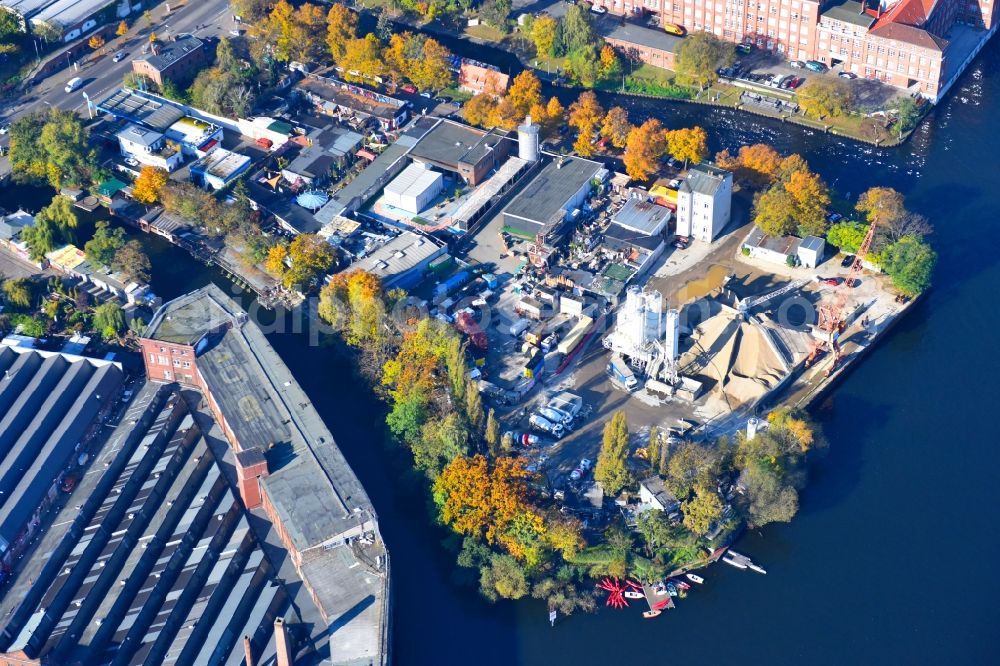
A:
607,355,639,392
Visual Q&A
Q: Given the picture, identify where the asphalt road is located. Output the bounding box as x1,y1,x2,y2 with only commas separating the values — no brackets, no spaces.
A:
1,0,234,124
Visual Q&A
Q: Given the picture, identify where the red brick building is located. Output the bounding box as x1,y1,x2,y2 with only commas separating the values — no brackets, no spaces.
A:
593,0,1000,100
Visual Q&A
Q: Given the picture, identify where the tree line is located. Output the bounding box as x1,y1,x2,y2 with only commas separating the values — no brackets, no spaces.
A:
721,143,935,295
316,270,595,611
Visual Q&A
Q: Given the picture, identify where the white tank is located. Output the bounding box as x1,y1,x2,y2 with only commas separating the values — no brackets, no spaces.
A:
517,116,540,162
746,417,761,440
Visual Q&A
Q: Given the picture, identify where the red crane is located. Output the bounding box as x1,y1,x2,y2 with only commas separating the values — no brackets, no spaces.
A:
805,215,880,374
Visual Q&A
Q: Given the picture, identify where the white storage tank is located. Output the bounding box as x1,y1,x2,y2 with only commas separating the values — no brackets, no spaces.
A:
517,116,540,162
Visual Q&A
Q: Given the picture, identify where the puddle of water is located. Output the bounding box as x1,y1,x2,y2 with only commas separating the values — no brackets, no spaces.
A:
672,264,731,303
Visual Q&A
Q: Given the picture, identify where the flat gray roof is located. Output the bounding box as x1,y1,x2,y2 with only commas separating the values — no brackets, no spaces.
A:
821,0,877,28
355,230,445,284
408,118,509,170
502,155,604,230
145,286,374,550
598,15,683,54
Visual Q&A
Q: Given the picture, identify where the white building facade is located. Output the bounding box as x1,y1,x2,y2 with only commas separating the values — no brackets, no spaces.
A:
676,163,733,243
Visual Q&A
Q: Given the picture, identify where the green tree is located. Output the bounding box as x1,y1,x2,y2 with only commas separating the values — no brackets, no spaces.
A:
564,45,600,87
635,509,671,557
740,460,798,527
386,392,429,445
827,220,867,254
413,411,470,478
595,411,632,495
0,10,22,38
894,96,921,137
84,220,127,267
9,109,92,189
112,240,151,283
465,377,483,432
485,408,501,457
559,4,597,55
681,483,723,535
20,215,59,260
674,32,735,89
880,236,936,297
665,442,722,500
93,301,126,338
530,14,558,56
479,553,528,601
797,77,853,119
480,0,512,32
1,278,35,310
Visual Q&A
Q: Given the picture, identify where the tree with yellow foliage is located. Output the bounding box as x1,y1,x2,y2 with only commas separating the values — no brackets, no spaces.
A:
622,118,666,181
284,233,334,289
568,91,603,156
338,34,385,82
462,91,498,127
88,35,105,51
530,14,558,56
131,166,168,204
506,70,542,121
115,21,128,38
434,454,545,562
410,38,453,92
325,2,357,63
265,243,289,276
664,126,707,169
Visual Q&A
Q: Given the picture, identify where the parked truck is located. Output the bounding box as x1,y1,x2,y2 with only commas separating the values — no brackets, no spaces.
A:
607,355,639,392
529,413,564,438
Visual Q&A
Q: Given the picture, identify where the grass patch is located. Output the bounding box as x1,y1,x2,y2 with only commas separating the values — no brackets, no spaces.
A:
566,545,615,566
440,86,473,103
465,24,506,43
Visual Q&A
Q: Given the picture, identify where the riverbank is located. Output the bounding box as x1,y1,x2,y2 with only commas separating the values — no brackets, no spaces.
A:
368,6,924,146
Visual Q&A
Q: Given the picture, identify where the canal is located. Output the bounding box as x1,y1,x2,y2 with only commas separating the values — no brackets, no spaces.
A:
3,32,998,664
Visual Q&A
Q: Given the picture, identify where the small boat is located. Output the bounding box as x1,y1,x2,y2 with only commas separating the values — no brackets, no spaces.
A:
623,590,645,599
643,610,662,619
722,553,748,569
747,562,767,575
686,573,705,584
673,580,691,591
666,582,678,597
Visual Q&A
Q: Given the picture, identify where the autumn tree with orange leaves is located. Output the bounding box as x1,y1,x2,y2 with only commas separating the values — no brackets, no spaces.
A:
434,454,548,563
600,106,632,149
568,91,604,157
715,143,783,189
623,118,667,181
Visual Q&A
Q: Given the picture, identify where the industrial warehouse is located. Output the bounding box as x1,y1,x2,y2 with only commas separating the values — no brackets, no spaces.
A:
0,287,388,665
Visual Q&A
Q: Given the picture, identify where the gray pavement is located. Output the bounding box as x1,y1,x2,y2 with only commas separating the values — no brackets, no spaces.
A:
0,0,234,125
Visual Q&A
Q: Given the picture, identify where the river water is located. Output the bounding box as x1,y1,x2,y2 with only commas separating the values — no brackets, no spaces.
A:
3,33,998,664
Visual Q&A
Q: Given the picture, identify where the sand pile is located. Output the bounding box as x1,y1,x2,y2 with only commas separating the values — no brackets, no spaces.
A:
679,304,788,410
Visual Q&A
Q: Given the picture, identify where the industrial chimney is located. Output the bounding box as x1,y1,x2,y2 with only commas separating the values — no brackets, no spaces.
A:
517,116,540,162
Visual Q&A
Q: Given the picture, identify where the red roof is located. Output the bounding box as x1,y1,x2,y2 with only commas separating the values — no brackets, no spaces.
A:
872,0,939,29
869,22,948,50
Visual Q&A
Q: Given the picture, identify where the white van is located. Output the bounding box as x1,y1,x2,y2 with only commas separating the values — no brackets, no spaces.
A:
65,77,83,93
